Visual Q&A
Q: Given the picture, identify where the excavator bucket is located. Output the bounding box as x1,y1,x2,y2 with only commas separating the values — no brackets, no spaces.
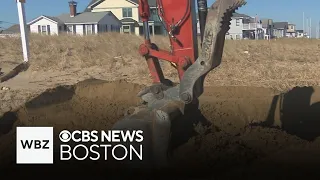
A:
112,101,182,167
111,0,246,168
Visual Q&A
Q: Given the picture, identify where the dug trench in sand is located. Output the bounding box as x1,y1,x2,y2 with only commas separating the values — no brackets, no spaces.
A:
1,79,320,178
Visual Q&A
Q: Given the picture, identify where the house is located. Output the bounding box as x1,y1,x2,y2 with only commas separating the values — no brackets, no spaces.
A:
85,0,166,36
28,15,64,35
261,19,274,39
0,24,29,38
272,22,288,38
296,30,304,38
28,1,122,36
286,23,296,37
225,13,264,40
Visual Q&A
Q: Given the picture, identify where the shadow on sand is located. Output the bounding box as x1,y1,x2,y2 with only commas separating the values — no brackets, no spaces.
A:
253,86,320,141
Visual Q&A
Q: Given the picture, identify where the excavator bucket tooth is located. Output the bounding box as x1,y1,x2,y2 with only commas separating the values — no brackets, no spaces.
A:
179,0,247,104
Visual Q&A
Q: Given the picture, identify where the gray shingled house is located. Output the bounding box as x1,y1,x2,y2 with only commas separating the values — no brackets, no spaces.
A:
272,22,288,38
27,1,122,36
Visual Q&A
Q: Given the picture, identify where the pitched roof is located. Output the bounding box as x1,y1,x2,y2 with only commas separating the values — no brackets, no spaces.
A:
1,24,20,34
84,0,157,12
43,15,64,24
0,24,30,34
273,22,288,29
28,15,64,25
84,0,98,12
196,12,249,20
121,18,139,26
232,12,251,18
56,11,114,24
131,0,157,7
261,19,273,28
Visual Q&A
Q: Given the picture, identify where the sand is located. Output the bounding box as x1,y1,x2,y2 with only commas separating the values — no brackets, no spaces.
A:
1,60,320,178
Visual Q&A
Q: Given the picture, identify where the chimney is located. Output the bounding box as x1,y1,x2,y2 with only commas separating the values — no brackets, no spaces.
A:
69,1,77,17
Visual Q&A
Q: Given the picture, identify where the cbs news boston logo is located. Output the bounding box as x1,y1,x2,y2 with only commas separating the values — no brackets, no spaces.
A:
16,127,144,164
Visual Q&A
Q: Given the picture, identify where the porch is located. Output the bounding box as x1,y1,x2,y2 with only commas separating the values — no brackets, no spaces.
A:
138,21,166,36
243,29,264,39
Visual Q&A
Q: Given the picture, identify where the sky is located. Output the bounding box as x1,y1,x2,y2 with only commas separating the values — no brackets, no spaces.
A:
0,0,319,37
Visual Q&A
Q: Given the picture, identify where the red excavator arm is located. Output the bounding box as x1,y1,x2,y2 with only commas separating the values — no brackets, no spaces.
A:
112,0,247,168
138,0,198,82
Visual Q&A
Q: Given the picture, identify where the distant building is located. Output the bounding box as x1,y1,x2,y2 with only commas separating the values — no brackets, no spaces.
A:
27,1,122,36
273,22,288,38
261,19,274,39
0,24,30,37
85,0,166,36
286,23,296,37
296,30,304,38
225,12,264,40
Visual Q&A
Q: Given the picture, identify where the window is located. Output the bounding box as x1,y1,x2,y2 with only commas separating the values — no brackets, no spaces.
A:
236,19,240,26
67,25,73,33
122,8,132,18
122,25,131,34
38,25,50,34
151,9,157,15
150,9,159,21
41,25,47,34
86,24,92,35
47,25,51,35
92,25,95,34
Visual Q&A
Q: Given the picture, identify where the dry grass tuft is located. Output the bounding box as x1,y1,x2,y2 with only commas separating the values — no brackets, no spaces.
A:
1,33,320,90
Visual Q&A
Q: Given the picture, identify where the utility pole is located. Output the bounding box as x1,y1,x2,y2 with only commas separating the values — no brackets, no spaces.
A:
254,14,257,40
303,12,305,34
306,17,309,37
319,21,320,39
310,18,312,38
16,0,29,63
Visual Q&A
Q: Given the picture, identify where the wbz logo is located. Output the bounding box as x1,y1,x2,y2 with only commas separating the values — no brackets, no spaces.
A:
20,139,50,149
16,127,53,164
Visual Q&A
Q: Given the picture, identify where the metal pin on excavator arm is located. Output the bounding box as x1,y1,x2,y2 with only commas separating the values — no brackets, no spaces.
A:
112,0,246,168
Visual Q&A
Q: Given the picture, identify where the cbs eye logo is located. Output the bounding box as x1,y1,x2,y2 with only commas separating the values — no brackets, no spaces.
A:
59,130,71,142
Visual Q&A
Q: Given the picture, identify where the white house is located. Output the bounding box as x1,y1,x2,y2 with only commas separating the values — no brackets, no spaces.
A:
28,15,63,35
225,13,264,40
296,30,304,38
27,1,122,36
286,23,296,37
